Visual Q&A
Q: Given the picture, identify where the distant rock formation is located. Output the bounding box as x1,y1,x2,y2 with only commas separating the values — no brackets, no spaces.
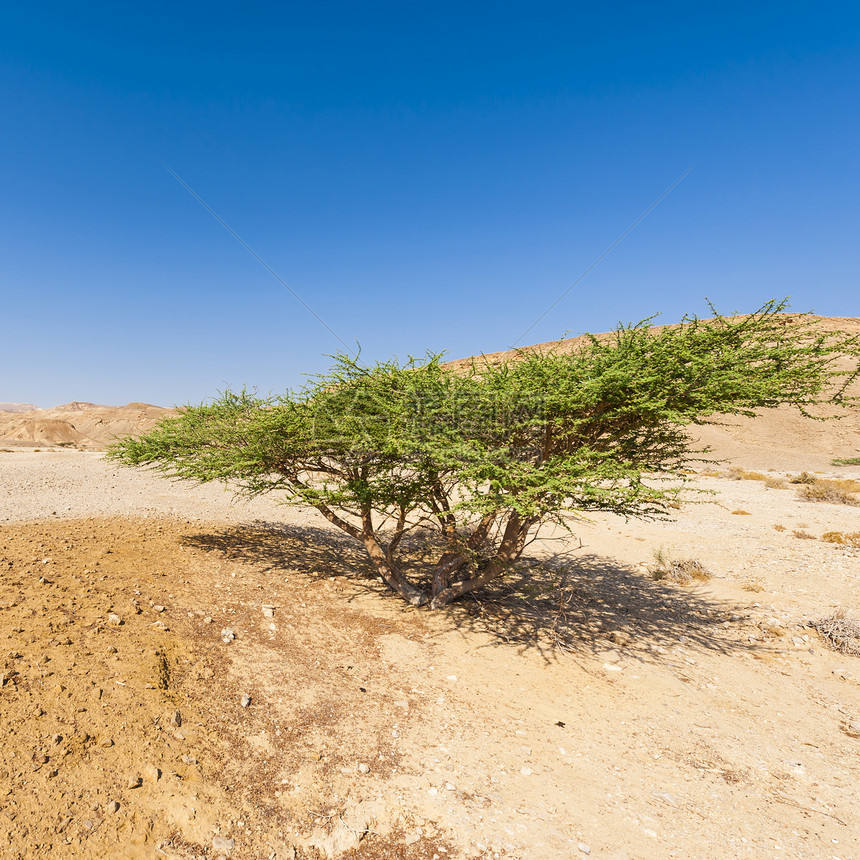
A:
0,403,39,413
0,402,175,450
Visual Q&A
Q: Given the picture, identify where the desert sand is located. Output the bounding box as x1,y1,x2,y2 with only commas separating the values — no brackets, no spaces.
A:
1,318,859,859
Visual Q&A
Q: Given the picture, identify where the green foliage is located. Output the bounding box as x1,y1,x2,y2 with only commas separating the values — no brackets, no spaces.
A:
108,300,860,607
832,457,860,466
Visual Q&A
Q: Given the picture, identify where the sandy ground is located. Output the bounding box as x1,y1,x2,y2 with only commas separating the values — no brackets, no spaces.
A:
1,450,859,860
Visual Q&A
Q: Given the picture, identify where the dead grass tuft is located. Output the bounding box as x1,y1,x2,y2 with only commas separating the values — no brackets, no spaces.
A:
790,471,819,484
731,509,752,515
772,524,786,532
787,472,860,505
649,548,711,584
792,530,816,540
764,477,788,489
820,531,860,548
813,609,860,655
728,468,768,481
799,481,859,506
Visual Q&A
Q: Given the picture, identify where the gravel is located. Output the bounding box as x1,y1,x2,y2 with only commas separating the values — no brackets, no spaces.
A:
0,451,308,525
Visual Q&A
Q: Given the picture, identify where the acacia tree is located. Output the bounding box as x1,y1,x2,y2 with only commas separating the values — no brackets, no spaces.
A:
108,301,859,607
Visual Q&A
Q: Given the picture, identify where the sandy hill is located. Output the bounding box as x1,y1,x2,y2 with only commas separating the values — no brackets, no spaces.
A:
0,402,175,449
446,314,860,471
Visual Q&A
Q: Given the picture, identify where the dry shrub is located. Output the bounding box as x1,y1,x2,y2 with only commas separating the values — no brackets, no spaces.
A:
731,509,752,515
744,581,765,593
700,469,721,478
790,471,819,484
764,477,787,489
799,481,859,506
821,531,860,548
792,529,816,540
728,468,768,481
649,548,711,584
813,609,860,655
772,524,786,532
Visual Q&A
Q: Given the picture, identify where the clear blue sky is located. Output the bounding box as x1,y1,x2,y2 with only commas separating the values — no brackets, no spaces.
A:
2,2,859,407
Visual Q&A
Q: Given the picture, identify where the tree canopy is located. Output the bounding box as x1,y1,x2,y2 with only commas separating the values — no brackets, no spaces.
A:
108,301,860,607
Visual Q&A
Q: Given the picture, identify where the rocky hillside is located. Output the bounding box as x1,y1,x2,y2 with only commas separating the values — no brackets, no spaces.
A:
0,402,175,450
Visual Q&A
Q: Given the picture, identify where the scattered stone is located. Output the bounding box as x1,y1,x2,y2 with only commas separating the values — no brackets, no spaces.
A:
445,782,456,791
144,764,162,782
520,767,533,776
240,694,251,707
312,799,379,857
262,605,275,618
578,843,591,855
652,791,678,808
357,763,370,774
212,836,235,854
106,646,117,654
100,737,114,748
610,630,630,647
182,754,198,765
153,605,166,612
203,616,213,624
221,628,236,644
106,801,119,814
107,614,123,626
169,710,182,728
127,775,142,789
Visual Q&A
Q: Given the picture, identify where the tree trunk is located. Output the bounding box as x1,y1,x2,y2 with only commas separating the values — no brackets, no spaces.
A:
429,511,536,608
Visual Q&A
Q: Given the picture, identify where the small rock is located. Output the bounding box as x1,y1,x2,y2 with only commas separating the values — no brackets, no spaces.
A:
652,791,678,807
169,710,182,728
357,763,370,774
100,737,114,748
444,782,456,791
127,775,142,789
609,630,630,646
144,764,162,782
578,843,591,855
203,616,213,624
182,754,198,765
520,767,533,775
153,605,166,613
106,646,117,654
221,628,235,643
240,694,251,707
106,801,119,814
212,836,235,854
107,614,123,626
262,606,275,618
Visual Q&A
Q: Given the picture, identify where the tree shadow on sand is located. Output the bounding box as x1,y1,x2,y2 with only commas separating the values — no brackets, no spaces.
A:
183,521,768,661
